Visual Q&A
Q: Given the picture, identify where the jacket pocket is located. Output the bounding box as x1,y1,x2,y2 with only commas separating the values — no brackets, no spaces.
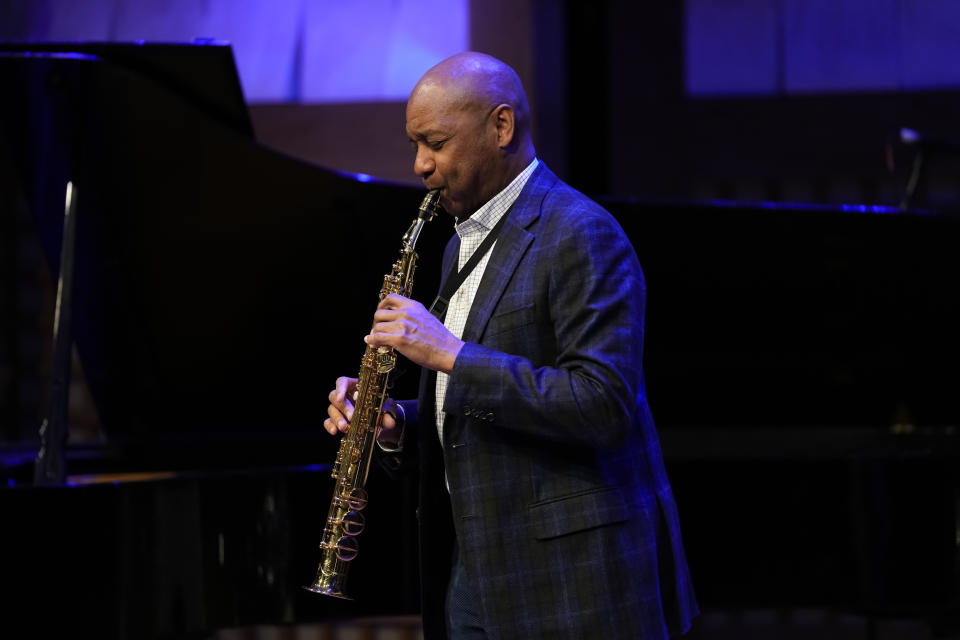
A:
528,486,629,540
485,304,536,338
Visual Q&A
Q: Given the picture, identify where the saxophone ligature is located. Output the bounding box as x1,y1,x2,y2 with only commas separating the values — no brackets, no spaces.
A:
305,189,440,599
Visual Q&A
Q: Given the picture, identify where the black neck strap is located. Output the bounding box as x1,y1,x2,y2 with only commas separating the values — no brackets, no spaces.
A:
429,213,509,321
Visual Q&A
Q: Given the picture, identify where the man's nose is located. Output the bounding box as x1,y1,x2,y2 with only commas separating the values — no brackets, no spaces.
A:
414,148,434,178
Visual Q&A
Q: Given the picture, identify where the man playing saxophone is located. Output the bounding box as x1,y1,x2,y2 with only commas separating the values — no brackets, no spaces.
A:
324,51,697,640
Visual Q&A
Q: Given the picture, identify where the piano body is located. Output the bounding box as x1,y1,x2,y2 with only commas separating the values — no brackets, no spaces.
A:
0,43,958,637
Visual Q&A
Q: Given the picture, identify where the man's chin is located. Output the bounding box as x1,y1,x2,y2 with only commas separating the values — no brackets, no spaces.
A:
439,196,462,218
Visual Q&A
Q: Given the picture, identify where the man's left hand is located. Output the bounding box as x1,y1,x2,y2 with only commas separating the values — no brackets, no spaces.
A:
365,293,464,373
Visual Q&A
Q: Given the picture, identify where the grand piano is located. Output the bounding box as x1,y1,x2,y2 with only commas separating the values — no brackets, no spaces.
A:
1,43,958,638
0,42,433,638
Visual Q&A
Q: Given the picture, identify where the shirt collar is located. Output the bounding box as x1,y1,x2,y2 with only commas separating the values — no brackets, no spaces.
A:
456,158,539,238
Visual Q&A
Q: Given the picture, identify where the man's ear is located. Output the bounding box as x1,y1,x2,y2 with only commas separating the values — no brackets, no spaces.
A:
492,104,516,149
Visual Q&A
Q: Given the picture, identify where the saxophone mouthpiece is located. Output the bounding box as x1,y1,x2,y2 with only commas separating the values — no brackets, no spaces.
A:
419,189,441,220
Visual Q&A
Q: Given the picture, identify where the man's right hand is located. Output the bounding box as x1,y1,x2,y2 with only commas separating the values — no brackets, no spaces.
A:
324,376,399,436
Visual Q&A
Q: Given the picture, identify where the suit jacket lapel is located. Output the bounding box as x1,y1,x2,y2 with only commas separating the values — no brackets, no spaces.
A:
461,163,556,344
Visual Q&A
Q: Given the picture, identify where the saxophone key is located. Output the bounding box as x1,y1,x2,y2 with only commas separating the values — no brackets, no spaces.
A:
339,486,368,511
334,536,359,562
333,510,366,536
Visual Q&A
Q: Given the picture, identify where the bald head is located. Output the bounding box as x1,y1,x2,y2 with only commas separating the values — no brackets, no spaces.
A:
412,52,532,143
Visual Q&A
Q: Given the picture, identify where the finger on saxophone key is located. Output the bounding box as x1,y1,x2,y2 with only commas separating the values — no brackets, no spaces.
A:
326,376,358,433
323,403,343,435
340,376,357,418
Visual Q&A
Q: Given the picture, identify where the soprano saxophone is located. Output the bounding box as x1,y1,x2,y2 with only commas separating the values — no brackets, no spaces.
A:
305,190,440,599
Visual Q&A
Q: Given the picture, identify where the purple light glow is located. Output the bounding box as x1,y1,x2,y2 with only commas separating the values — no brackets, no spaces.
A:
20,51,99,61
699,198,904,215
333,168,394,186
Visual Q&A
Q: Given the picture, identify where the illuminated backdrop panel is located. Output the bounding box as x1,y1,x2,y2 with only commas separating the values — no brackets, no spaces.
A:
1,0,469,103
685,0,960,96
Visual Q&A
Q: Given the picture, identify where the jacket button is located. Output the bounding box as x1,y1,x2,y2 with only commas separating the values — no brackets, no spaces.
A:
487,412,495,421
464,405,472,416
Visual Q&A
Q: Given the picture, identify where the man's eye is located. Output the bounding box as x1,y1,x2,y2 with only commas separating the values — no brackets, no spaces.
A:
428,140,445,151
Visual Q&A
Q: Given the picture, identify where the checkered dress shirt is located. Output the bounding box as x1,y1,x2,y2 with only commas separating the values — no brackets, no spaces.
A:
434,158,539,445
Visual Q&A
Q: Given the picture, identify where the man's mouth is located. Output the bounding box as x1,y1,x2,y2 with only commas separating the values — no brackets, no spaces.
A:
426,186,454,212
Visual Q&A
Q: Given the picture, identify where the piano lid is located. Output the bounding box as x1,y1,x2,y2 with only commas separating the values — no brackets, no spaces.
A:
0,40,253,136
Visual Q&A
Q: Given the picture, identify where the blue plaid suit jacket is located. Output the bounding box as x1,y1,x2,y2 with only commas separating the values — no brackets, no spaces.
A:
394,163,697,639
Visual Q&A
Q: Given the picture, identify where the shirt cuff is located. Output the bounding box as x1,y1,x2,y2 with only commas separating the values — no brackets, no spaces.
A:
376,402,406,453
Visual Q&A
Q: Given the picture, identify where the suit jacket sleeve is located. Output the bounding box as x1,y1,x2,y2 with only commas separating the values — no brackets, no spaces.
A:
442,197,646,450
